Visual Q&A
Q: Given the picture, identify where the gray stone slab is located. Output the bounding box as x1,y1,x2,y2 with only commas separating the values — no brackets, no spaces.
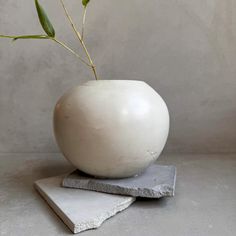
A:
35,176,135,234
62,165,176,198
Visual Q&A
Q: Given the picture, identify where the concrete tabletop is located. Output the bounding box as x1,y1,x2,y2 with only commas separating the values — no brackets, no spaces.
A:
0,153,235,236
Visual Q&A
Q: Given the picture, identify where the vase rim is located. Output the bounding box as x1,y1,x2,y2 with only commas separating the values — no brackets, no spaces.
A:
84,79,147,84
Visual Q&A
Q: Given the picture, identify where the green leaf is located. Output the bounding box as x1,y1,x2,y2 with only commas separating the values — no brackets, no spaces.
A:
0,34,50,41
35,0,55,37
12,35,50,41
0,35,17,39
82,0,90,7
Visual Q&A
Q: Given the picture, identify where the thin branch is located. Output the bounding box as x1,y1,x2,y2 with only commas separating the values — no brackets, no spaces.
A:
81,6,87,40
52,38,90,66
59,0,99,80
59,0,81,41
0,34,90,66
91,64,98,81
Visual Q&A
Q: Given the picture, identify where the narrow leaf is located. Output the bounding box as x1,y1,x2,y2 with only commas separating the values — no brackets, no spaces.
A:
35,0,55,37
0,34,50,41
82,0,90,7
12,35,50,41
0,35,17,39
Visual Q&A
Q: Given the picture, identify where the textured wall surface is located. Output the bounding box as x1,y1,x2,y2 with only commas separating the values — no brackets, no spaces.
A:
0,0,235,153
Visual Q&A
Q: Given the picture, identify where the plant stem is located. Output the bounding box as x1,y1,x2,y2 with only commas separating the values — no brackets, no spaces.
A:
81,6,87,41
52,38,90,66
59,0,99,80
0,34,90,66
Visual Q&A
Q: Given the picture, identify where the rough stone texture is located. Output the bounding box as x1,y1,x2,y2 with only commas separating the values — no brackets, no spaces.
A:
62,165,176,198
35,175,135,234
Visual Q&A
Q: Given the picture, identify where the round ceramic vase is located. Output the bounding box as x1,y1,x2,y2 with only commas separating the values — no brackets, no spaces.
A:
53,80,169,178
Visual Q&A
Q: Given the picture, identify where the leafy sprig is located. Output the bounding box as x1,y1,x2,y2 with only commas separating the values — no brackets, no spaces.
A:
0,0,98,79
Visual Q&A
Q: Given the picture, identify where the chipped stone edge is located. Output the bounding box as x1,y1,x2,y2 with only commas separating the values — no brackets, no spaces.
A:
73,197,135,233
62,167,177,198
35,180,135,234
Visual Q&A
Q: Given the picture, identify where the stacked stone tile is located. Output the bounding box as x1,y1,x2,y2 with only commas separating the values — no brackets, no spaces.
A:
34,164,176,234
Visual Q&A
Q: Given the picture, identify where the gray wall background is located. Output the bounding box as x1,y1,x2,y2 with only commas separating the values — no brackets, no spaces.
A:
0,0,235,153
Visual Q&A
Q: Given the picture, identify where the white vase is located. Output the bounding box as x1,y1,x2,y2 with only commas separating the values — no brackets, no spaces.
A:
53,80,169,178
